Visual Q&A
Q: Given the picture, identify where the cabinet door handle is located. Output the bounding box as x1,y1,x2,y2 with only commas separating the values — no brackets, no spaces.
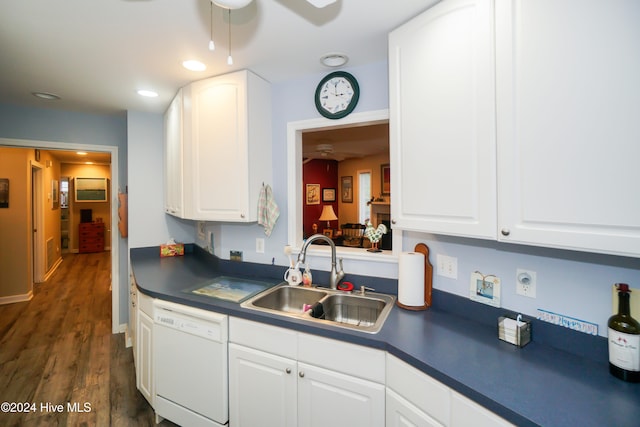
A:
391,219,396,225
240,213,245,219
298,371,305,378
285,368,291,374
501,228,510,236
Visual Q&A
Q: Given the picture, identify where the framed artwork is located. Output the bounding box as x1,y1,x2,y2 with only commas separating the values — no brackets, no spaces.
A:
341,176,353,203
381,164,390,195
322,188,336,202
469,271,501,308
52,179,59,209
306,183,320,205
0,178,8,208
323,229,333,238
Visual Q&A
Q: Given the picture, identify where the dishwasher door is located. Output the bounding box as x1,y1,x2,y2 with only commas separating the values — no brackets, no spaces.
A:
154,300,228,427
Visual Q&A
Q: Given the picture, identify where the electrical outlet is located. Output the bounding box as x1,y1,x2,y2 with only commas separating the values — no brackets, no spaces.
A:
230,250,243,262
256,238,265,253
436,254,458,279
516,269,536,298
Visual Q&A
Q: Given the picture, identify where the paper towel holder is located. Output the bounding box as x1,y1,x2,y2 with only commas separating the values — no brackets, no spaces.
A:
396,243,433,311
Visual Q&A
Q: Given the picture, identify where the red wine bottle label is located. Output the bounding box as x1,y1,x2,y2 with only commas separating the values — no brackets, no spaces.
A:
608,328,640,371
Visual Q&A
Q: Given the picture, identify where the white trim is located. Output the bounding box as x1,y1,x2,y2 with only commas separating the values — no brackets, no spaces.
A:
286,109,402,262
43,257,63,282
0,137,121,334
0,291,33,305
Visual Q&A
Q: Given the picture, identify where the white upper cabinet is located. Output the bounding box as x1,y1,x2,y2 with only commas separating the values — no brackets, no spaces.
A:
495,0,640,257
389,0,497,239
164,69,272,222
390,0,640,257
164,88,184,218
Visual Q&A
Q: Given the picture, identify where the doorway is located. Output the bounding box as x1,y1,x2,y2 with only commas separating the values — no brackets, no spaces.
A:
0,138,121,334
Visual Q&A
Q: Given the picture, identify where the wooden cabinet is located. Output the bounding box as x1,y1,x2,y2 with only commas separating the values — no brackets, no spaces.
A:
494,0,640,257
389,0,640,257
229,317,385,427
163,69,272,222
136,291,154,406
78,222,104,253
389,0,497,239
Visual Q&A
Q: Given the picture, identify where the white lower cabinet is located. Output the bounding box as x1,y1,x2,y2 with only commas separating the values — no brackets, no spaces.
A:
136,291,154,406
228,343,297,427
386,354,513,427
229,317,385,427
450,392,513,427
387,388,442,427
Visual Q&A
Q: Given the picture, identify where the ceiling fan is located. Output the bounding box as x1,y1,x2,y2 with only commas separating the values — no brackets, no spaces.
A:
303,143,362,162
211,0,336,9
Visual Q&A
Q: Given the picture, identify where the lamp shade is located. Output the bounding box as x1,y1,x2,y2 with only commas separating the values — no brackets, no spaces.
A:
318,205,338,222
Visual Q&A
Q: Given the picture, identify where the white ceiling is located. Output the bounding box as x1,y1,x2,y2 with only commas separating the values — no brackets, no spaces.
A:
0,0,438,115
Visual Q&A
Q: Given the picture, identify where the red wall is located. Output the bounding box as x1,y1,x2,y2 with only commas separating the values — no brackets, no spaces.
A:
302,159,339,238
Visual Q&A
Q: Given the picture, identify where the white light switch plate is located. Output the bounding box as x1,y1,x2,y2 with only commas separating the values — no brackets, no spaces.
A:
437,254,458,279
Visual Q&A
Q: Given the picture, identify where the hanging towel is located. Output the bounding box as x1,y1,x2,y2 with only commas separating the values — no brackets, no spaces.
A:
258,184,279,237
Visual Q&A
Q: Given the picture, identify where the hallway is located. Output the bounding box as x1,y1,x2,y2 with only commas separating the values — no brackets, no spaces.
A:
0,252,155,426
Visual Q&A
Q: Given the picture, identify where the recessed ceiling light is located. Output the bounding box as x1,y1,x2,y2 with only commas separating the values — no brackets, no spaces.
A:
137,89,159,98
320,53,349,67
76,151,88,156
32,92,61,100
182,60,207,71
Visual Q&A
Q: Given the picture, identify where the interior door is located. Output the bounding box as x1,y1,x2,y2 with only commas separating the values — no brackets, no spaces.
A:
31,162,44,283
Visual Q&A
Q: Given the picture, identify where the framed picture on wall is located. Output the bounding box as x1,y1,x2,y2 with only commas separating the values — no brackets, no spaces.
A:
0,178,8,208
341,176,353,203
52,179,59,209
381,164,390,196
322,188,336,202
306,183,320,205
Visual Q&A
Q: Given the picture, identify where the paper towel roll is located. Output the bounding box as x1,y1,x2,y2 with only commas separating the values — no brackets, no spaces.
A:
398,251,425,307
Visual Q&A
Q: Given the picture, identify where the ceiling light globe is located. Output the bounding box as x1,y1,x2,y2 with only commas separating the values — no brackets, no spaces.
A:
211,0,252,9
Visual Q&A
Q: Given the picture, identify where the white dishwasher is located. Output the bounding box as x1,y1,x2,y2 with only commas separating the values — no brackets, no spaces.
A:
153,299,228,427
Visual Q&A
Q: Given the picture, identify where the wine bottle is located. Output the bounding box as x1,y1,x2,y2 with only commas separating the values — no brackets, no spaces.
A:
608,283,640,382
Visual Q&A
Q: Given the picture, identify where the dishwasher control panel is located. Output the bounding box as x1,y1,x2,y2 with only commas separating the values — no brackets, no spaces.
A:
155,307,226,342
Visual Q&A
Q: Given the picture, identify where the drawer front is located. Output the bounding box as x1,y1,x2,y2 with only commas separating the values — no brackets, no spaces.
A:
79,242,104,253
298,333,385,384
229,317,297,359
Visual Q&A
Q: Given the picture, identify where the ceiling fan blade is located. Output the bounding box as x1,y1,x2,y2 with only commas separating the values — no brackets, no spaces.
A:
305,0,337,8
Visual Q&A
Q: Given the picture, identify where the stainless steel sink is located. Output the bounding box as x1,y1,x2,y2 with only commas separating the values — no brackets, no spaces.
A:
242,283,395,334
250,285,327,314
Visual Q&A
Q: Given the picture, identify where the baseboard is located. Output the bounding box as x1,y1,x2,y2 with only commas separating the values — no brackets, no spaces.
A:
124,324,133,348
43,257,63,282
118,323,128,334
0,291,34,305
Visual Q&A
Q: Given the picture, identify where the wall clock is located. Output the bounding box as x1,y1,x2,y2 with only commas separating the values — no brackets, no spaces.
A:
314,71,360,119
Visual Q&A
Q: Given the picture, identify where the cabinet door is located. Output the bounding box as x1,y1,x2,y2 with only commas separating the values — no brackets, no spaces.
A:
386,389,444,427
495,0,640,257
297,362,385,427
136,310,153,405
389,0,497,239
163,88,184,217
183,72,250,221
450,391,514,427
229,343,297,427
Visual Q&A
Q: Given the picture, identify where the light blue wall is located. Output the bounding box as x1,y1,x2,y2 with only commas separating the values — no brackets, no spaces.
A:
198,61,640,337
3,56,639,337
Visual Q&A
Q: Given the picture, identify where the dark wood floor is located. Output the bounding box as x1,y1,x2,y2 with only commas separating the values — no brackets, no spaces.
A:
0,252,161,427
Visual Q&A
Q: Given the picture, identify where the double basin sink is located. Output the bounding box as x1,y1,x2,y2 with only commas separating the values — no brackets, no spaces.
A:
241,283,396,334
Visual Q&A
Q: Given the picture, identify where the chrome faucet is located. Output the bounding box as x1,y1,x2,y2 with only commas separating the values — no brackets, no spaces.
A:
297,234,345,289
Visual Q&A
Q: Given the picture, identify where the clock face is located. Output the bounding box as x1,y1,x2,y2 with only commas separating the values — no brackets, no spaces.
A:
315,71,360,119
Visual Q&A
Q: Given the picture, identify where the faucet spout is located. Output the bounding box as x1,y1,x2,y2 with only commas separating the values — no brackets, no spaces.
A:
297,234,345,289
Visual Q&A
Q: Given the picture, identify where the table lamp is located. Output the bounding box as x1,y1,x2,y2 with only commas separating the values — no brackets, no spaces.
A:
318,205,337,229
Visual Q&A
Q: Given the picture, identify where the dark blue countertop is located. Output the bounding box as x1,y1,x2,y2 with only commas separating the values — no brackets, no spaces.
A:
130,246,640,427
